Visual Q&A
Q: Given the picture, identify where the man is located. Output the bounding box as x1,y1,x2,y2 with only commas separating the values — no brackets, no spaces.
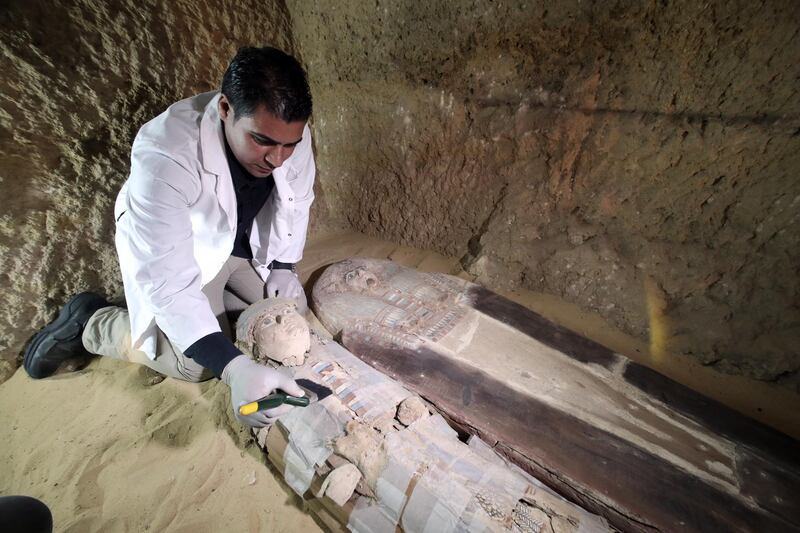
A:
23,46,314,428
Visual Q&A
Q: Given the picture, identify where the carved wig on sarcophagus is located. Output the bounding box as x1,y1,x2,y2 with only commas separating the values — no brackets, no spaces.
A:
311,258,800,533
234,298,608,532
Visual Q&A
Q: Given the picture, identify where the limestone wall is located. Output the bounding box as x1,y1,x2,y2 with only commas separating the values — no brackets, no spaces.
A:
2,1,798,390
288,1,800,389
0,0,294,378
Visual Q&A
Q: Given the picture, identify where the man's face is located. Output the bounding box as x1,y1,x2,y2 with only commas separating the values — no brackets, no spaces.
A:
218,95,306,178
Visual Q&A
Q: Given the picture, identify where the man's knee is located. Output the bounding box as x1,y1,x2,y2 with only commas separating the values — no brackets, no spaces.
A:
176,359,214,383
180,371,210,383
82,305,129,358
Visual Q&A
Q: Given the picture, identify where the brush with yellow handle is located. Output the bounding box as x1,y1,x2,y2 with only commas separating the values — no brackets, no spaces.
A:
239,391,310,415
238,378,330,416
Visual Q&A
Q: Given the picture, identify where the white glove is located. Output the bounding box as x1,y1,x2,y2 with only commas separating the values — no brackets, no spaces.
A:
266,268,308,313
221,355,304,428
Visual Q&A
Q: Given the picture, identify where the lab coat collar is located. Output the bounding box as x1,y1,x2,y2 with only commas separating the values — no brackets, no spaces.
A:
199,93,228,176
199,93,236,230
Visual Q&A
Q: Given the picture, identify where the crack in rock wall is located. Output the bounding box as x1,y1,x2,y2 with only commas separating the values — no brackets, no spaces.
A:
287,0,800,390
0,0,295,379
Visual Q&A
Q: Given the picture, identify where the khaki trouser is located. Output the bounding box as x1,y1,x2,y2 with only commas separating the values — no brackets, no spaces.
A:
82,256,265,382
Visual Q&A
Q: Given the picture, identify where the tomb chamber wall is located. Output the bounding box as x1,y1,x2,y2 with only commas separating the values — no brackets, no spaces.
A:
287,0,800,390
2,1,798,390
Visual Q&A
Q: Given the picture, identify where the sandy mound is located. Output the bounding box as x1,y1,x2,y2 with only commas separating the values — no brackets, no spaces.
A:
0,357,321,532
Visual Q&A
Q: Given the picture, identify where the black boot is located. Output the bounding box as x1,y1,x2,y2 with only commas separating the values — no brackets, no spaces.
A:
23,292,111,379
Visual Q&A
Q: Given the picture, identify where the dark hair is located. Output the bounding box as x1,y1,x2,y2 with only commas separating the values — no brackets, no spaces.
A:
221,46,312,122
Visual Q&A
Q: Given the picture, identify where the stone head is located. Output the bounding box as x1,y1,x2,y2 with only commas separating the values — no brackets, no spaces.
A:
236,297,311,367
343,265,380,292
311,258,389,298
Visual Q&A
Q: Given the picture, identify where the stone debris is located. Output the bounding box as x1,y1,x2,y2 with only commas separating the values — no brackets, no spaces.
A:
333,420,387,491
319,463,361,506
396,396,429,426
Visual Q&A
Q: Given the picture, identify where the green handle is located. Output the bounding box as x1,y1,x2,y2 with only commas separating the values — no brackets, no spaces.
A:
256,392,310,411
284,395,311,407
255,393,288,411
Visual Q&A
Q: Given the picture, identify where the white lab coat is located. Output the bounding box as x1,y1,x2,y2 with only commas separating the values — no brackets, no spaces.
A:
114,91,315,359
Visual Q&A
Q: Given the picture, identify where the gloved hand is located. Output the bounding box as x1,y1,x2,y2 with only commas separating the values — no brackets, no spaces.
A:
221,355,305,428
266,268,308,313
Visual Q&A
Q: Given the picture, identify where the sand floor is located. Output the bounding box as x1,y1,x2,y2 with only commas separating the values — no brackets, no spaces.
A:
1,229,798,532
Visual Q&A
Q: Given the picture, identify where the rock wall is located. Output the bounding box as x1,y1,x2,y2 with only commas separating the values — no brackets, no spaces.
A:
0,0,295,378
1,1,798,391
288,1,800,389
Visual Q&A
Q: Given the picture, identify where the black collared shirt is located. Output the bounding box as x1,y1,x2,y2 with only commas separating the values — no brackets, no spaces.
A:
223,125,275,259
